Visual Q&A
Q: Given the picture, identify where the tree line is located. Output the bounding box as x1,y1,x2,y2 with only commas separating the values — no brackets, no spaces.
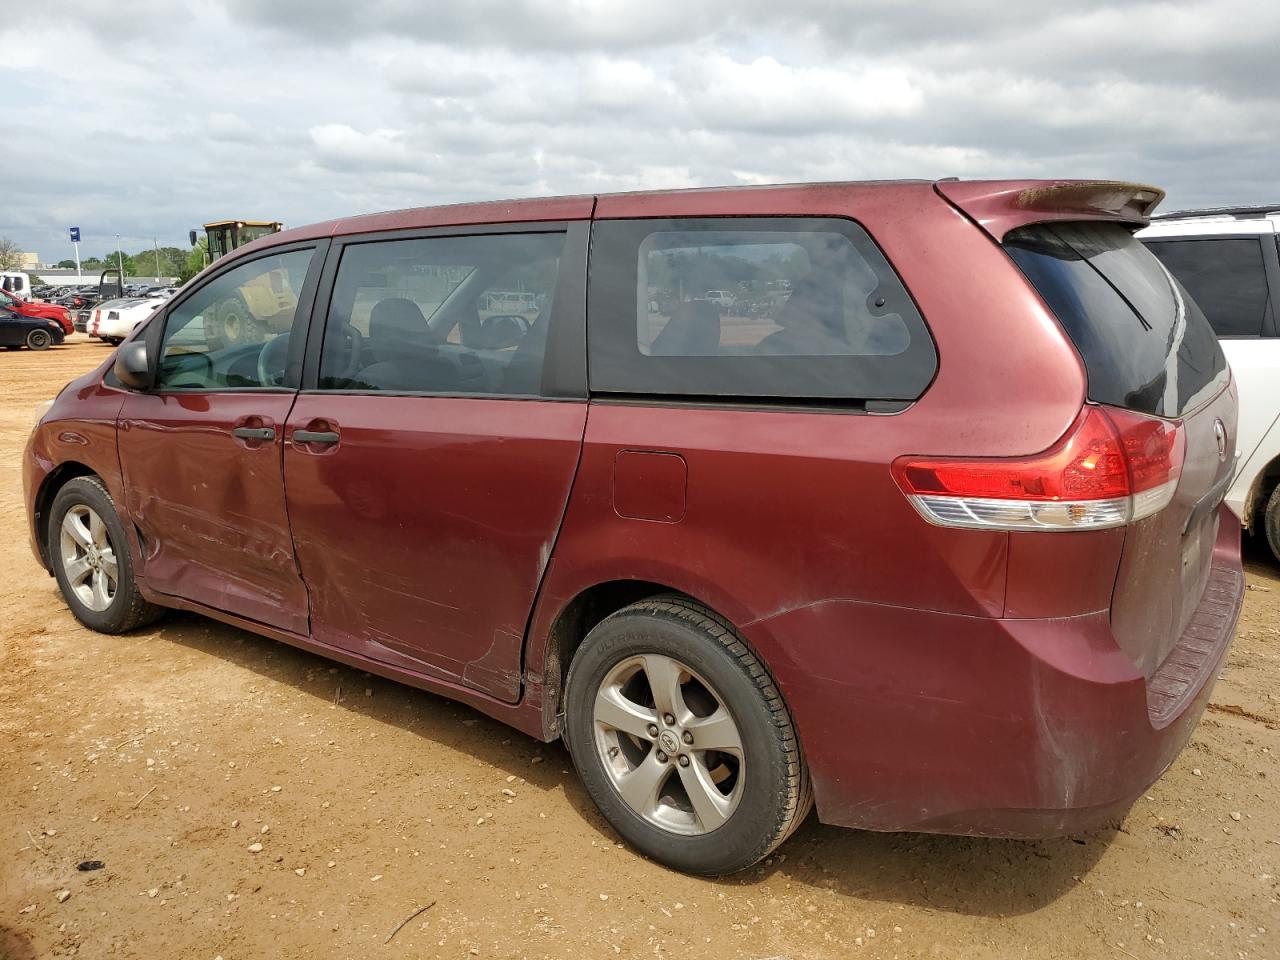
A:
0,234,209,284
53,244,207,282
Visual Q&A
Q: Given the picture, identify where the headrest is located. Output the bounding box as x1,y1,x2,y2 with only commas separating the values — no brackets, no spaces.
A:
368,298,434,364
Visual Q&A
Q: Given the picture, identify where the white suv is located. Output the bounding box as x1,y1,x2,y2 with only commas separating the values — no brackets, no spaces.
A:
1139,206,1280,560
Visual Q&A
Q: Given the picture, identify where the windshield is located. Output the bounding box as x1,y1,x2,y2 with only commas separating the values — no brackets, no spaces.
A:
238,224,278,245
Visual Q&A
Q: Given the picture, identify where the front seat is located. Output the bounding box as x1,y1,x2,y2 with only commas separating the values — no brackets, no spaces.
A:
355,298,456,392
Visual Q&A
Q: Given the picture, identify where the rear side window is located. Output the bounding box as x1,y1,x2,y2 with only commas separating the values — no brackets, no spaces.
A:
1005,222,1228,418
588,217,936,403
1142,238,1271,337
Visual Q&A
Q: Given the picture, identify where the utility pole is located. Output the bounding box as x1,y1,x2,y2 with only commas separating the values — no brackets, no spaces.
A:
115,234,124,278
154,238,161,280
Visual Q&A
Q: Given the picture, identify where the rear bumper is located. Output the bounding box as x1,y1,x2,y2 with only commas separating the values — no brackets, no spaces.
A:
751,510,1244,837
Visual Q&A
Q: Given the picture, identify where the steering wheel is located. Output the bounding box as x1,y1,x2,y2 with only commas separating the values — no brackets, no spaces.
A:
257,334,291,387
335,322,362,382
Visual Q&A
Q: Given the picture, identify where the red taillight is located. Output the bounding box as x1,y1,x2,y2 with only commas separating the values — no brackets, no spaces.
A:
892,406,1184,531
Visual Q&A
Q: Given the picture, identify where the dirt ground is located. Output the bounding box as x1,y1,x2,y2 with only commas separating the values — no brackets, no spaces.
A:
1,339,1278,960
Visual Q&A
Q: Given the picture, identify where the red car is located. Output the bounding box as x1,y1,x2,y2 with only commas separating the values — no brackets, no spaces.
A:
0,288,73,334
23,179,1243,874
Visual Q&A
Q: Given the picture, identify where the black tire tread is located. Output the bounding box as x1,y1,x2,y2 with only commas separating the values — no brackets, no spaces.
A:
50,476,164,633
1265,483,1280,566
586,593,813,868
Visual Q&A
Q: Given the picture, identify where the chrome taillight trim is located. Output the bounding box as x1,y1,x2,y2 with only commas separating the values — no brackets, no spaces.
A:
905,478,1179,532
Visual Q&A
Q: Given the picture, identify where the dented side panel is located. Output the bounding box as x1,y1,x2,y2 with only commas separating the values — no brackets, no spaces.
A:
117,391,310,634
282,394,588,702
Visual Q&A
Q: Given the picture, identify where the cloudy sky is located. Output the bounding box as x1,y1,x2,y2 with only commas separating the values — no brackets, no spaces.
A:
2,0,1277,261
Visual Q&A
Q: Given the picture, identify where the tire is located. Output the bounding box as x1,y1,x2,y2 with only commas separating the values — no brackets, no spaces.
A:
1264,483,1280,565
48,476,164,634
219,296,264,347
26,328,52,350
564,595,812,875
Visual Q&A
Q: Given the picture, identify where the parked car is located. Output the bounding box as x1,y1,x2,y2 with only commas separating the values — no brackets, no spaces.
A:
24,179,1243,875
64,290,99,312
0,288,74,334
1,305,66,350
88,298,164,345
1138,207,1280,561
702,289,736,309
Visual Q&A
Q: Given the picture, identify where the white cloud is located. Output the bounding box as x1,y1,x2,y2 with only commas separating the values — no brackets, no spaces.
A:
0,0,1277,258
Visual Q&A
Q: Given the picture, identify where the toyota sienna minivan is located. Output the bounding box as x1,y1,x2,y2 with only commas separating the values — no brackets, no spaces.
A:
24,179,1244,875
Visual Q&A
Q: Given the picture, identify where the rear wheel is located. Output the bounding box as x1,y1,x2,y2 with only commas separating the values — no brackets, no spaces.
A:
1264,483,1280,565
564,596,811,875
26,329,51,350
49,477,163,633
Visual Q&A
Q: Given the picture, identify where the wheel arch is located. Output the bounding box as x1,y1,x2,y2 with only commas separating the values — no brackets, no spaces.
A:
33,461,99,569
532,575,790,741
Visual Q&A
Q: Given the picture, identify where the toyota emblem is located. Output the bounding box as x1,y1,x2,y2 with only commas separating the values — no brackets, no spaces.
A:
1214,419,1227,461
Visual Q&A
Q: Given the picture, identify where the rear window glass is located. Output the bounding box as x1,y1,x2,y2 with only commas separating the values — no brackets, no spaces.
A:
1142,238,1271,337
1005,222,1228,418
589,217,936,403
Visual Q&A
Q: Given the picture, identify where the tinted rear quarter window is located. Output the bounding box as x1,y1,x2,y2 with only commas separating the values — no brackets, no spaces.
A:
1005,222,1228,418
1142,238,1271,337
589,217,936,404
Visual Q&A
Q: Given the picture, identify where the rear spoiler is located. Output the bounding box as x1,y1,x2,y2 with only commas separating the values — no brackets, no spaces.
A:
936,179,1165,241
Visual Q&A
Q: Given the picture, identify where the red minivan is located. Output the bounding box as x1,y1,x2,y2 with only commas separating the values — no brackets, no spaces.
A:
24,180,1243,874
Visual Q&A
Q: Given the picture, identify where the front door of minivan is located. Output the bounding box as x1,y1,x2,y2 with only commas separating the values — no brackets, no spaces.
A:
118,244,325,635
282,225,588,701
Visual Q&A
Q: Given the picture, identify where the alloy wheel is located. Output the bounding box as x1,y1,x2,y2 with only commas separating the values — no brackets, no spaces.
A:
59,504,118,612
592,653,745,835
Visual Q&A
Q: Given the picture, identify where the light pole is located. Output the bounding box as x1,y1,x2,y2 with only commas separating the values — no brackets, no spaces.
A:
115,234,124,279
154,239,161,280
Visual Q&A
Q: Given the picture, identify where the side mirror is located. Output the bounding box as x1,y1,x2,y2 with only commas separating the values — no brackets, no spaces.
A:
114,340,151,390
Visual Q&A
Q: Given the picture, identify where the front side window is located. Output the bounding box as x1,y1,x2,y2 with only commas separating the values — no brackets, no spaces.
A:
318,232,565,396
156,248,314,390
589,217,936,402
1143,238,1272,337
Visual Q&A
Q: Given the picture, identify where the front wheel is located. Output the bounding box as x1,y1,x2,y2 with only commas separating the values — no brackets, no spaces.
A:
49,477,164,633
26,329,52,350
564,596,811,875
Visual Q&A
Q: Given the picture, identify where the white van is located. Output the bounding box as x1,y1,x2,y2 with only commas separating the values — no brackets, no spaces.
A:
1139,207,1280,560
0,271,32,297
